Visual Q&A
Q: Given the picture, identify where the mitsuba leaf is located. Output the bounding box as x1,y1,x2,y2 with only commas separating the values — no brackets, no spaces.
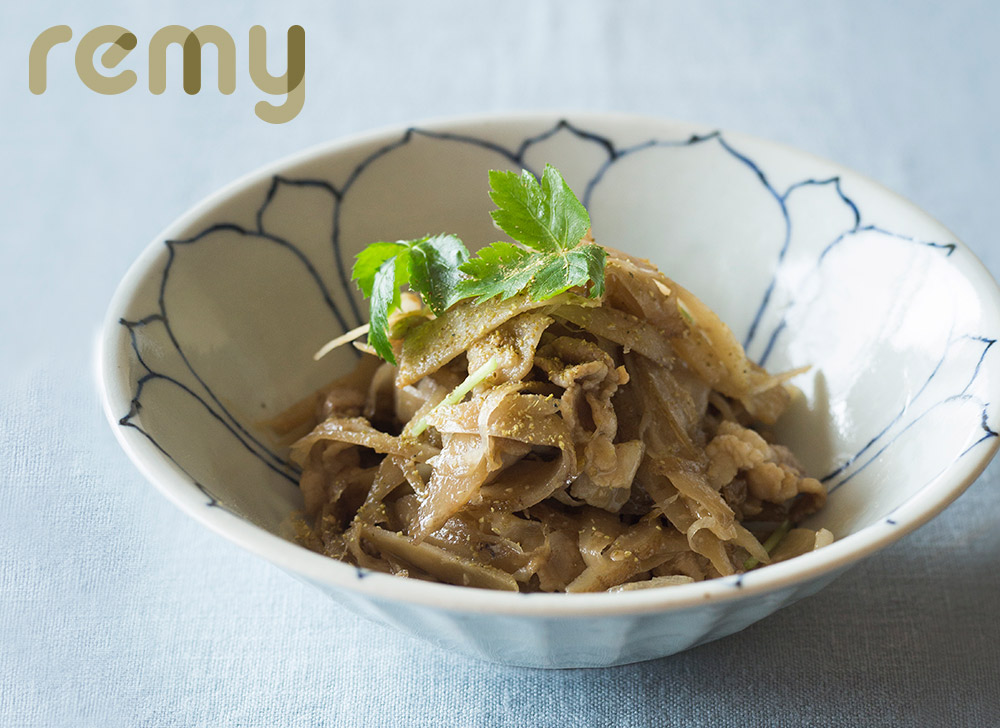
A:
351,233,471,362
528,243,607,300
349,166,606,362
488,165,591,253
454,242,534,302
458,165,604,303
368,254,406,364
352,241,406,298
407,234,470,313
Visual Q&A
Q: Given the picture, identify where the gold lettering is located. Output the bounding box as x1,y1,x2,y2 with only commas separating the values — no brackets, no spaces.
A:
32,24,306,123
28,25,73,94
148,25,236,95
74,26,137,95
249,25,305,124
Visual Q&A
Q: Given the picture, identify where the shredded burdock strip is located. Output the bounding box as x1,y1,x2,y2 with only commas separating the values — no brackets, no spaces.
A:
272,246,827,593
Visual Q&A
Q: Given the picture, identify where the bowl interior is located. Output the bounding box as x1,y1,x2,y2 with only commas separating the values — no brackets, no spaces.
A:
103,114,1000,593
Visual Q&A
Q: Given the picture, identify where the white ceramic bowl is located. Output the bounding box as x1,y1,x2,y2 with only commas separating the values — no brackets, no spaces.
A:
99,112,1000,668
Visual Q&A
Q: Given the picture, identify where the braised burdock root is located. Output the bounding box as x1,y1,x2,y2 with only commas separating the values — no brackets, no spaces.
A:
273,246,830,593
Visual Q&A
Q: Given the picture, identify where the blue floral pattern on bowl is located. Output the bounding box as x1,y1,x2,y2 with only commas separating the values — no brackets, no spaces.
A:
100,115,1000,666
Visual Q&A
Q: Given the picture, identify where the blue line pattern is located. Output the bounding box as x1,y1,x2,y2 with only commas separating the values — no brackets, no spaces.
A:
116,118,997,517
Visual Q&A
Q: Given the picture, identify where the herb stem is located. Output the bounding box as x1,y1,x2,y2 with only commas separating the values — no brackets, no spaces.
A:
743,519,792,571
409,356,499,437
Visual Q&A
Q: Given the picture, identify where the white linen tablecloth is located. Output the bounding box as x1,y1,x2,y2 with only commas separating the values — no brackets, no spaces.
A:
2,1,998,725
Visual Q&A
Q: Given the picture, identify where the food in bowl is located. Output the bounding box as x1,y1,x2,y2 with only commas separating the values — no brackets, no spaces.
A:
269,165,831,592
102,113,1000,665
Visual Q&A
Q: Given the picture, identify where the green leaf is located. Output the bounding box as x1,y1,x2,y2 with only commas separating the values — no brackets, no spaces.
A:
367,252,409,364
351,234,472,362
407,234,470,314
457,240,605,304
455,242,535,302
488,165,591,253
348,165,606,361
584,243,607,298
529,243,606,300
352,241,406,298
460,164,602,303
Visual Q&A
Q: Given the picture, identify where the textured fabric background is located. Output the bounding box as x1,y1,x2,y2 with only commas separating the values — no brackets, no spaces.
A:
2,1,999,726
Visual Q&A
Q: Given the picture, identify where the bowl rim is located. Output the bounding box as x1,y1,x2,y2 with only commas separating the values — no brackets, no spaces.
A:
98,110,1000,617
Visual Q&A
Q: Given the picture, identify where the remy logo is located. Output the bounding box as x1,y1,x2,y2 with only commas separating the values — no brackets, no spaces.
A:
29,25,305,124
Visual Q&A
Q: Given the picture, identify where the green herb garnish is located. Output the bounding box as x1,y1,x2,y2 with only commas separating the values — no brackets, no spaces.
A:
743,519,792,571
455,166,605,304
351,234,469,364
408,356,499,437
350,165,605,363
